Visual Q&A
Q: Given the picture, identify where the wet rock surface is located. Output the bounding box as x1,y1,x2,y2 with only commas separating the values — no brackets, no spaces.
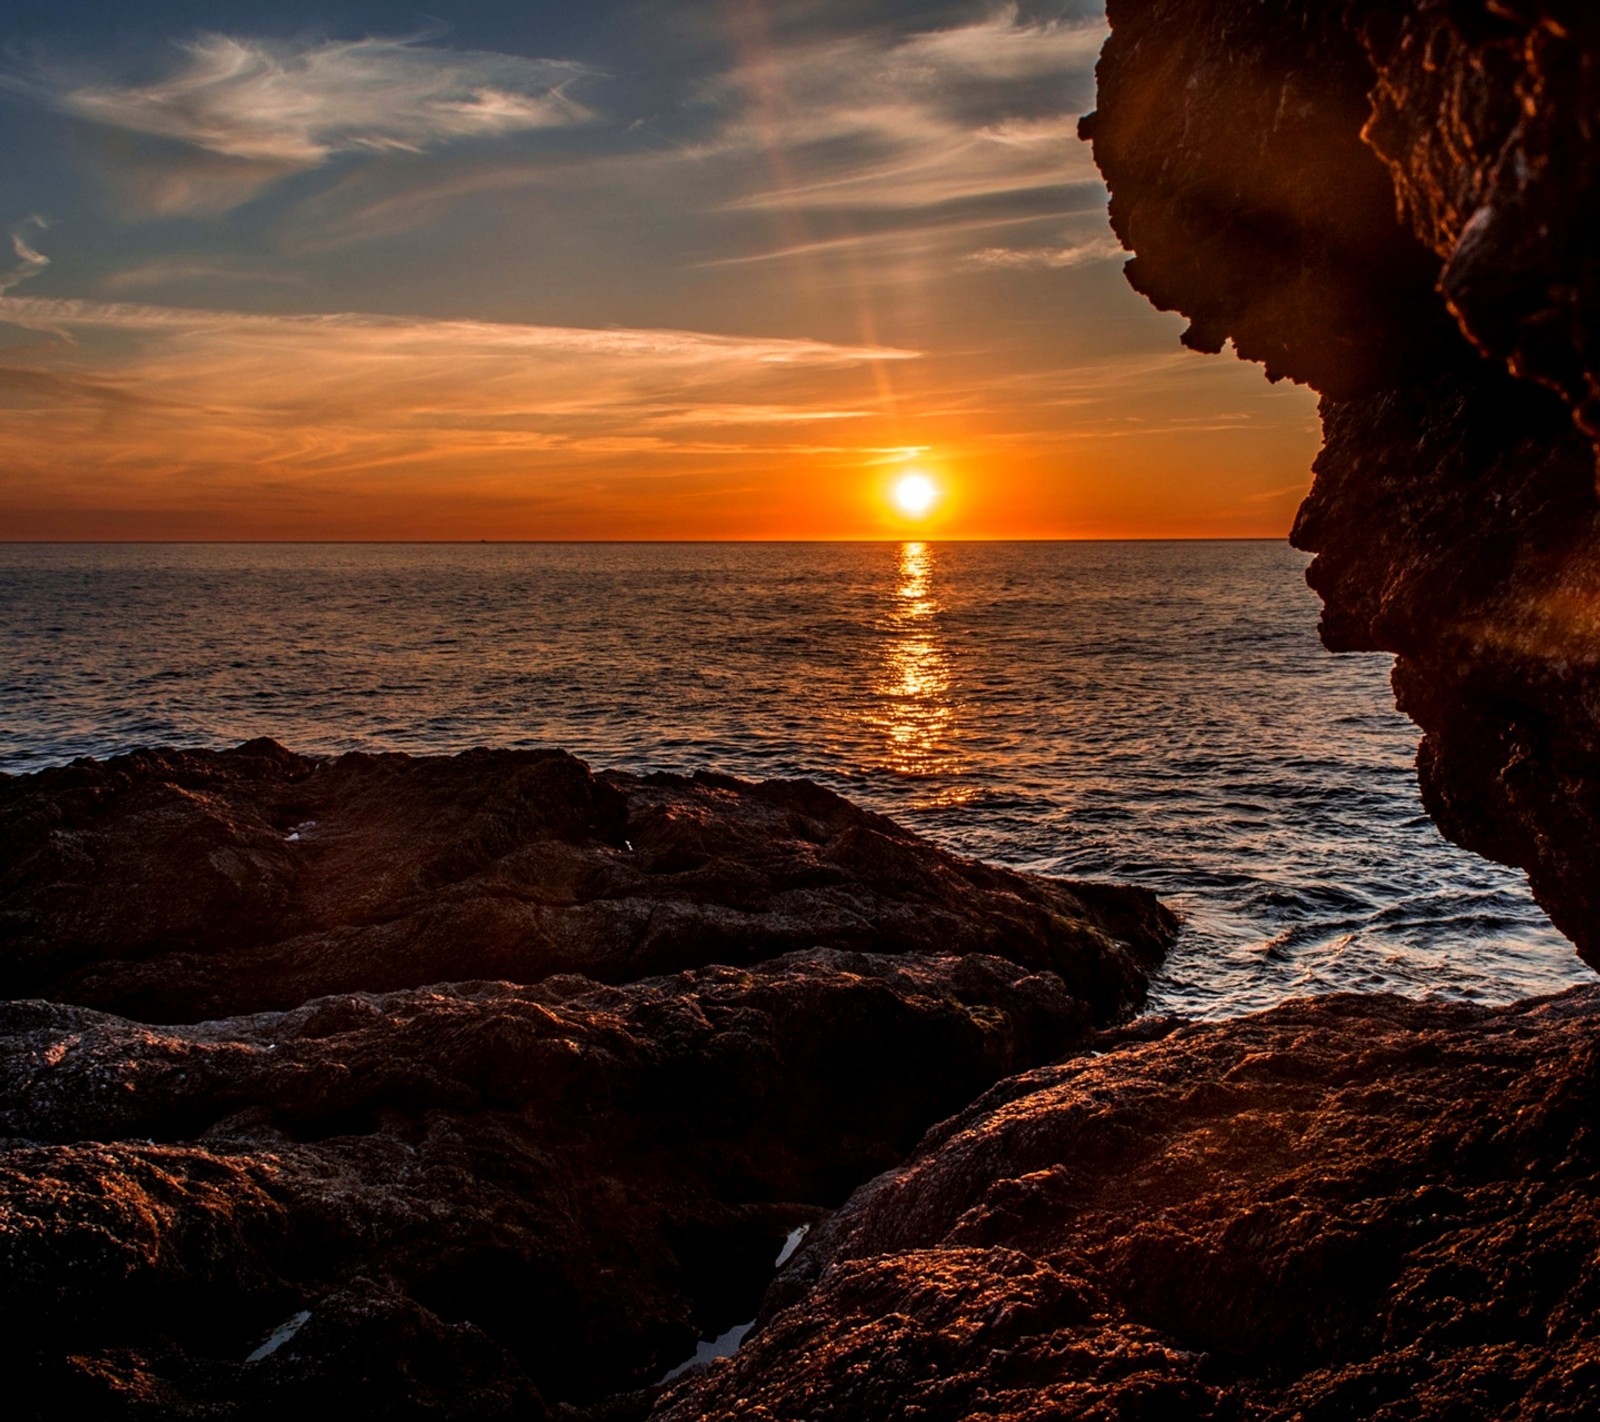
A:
1086,0,1600,969
0,740,1170,1023
648,988,1600,1422
0,742,1176,1418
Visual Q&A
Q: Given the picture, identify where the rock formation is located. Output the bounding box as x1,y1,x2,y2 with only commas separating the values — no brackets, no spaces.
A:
0,742,1175,1417
0,740,1169,1023
648,988,1600,1421
1083,0,1600,967
0,955,1099,1417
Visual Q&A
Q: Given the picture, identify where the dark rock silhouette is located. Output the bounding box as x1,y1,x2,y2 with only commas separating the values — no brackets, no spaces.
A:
648,989,1600,1421
0,740,1170,1023
1084,0,1600,967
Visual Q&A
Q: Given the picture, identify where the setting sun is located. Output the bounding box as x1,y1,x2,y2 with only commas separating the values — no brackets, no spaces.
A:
892,473,940,519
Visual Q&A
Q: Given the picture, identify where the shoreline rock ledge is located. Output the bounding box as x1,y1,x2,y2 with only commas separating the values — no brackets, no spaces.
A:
0,739,1170,1025
2,745,1596,1419
0,740,1175,1418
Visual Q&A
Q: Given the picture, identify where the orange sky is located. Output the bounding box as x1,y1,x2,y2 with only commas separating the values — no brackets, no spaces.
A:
0,3,1321,540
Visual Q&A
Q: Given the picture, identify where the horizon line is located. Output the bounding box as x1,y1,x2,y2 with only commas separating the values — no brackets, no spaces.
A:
0,536,1291,546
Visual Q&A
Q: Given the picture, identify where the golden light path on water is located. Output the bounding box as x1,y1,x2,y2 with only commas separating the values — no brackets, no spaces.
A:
1,541,1582,1012
864,541,969,792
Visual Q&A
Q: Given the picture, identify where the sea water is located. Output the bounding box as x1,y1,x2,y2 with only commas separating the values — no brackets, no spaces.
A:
2,540,1589,1017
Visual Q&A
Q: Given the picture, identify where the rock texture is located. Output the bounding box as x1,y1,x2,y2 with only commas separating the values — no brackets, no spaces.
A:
649,988,1600,1421
0,953,1099,1417
0,740,1170,1023
0,742,1177,1418
1084,0,1600,967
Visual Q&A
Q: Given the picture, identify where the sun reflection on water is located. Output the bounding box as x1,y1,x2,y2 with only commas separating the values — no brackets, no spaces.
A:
865,541,966,785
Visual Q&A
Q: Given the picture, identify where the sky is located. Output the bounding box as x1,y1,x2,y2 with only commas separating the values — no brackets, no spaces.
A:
0,0,1320,539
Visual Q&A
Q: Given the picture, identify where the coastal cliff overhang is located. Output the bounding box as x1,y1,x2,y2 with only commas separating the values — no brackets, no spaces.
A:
1083,0,1600,968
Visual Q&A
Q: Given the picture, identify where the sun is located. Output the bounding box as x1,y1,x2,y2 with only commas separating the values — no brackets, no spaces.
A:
892,472,939,519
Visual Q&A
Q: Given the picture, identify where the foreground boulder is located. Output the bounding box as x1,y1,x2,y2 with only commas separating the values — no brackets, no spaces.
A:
648,988,1600,1421
0,741,1178,1418
0,950,1099,1417
0,741,1173,1023
1084,0,1600,967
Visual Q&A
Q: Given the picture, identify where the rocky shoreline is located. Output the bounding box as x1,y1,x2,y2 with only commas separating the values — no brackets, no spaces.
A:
0,741,1176,1417
3,742,1596,1419
648,987,1600,1421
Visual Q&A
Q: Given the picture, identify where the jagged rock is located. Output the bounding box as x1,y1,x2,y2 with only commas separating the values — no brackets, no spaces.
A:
0,949,1100,1417
647,989,1600,1421
1079,0,1462,397
0,741,1173,1023
1356,0,1600,435
1085,0,1600,967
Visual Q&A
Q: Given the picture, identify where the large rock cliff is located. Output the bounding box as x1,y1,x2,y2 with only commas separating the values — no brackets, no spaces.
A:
1082,0,1600,967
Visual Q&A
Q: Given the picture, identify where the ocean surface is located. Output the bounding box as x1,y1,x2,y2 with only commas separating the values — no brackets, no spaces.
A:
2,540,1590,1018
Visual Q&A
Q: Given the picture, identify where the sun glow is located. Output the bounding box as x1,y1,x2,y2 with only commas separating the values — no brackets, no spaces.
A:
892,472,939,519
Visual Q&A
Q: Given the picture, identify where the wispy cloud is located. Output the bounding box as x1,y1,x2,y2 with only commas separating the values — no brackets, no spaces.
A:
0,217,51,295
13,34,599,215
54,34,596,164
703,5,1105,215
101,256,306,291
646,404,870,426
965,232,1124,270
696,208,1076,269
0,294,915,363
1242,480,1315,504
264,7,1109,259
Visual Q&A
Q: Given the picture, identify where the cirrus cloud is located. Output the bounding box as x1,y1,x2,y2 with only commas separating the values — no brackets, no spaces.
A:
9,33,600,215
53,34,597,165
965,232,1125,270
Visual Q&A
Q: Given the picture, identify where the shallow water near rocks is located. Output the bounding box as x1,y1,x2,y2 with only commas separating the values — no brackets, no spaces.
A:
2,540,1590,1017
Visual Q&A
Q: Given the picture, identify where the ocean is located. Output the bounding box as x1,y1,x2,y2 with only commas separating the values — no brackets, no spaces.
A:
2,539,1589,1017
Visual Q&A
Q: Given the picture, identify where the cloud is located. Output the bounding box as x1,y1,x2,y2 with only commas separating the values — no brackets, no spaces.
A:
0,293,920,487
697,207,1087,269
53,34,596,164
974,114,1091,146
646,404,869,426
0,294,915,362
965,232,1125,269
13,34,599,214
701,5,1106,215
0,217,50,295
101,257,307,292
261,5,1108,258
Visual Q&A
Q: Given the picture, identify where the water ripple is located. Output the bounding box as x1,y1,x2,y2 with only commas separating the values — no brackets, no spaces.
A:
1,539,1591,1017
